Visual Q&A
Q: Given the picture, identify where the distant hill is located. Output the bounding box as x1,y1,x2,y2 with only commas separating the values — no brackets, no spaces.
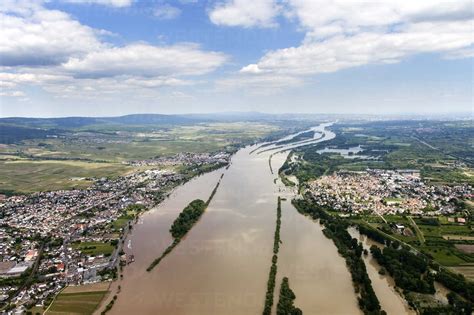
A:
0,125,66,144
0,112,291,128
182,111,276,121
0,112,323,144
0,114,201,129
0,112,326,130
0,113,287,144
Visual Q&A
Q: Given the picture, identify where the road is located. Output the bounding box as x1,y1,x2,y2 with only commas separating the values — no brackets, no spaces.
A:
408,215,425,244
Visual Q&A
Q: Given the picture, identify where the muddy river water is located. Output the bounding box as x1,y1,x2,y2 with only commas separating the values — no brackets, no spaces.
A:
108,123,410,314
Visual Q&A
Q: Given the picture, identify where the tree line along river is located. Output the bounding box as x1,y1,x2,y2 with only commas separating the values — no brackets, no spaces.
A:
103,123,410,315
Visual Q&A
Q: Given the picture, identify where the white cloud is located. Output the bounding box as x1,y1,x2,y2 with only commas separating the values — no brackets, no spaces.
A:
61,0,133,7
0,90,26,97
243,20,473,76
237,0,474,80
62,43,227,78
443,48,474,60
154,4,181,20
209,0,280,28
0,72,71,87
240,64,264,74
286,0,473,40
0,2,103,66
0,1,228,101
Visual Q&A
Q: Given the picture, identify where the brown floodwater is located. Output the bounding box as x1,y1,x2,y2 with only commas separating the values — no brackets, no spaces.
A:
107,123,368,314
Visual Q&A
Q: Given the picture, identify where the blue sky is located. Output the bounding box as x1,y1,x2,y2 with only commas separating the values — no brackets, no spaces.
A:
0,0,472,117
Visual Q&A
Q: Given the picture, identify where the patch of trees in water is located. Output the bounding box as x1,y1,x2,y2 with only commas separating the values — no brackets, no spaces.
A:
435,270,474,304
276,277,302,315
262,197,282,315
170,199,206,239
146,175,223,272
292,199,384,315
256,124,317,149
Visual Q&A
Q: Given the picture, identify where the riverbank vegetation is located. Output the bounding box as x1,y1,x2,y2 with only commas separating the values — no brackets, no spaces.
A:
279,154,297,187
355,217,474,313
254,122,319,149
279,173,296,187
262,197,282,315
292,199,383,315
370,245,435,294
269,154,274,174
146,175,223,272
275,130,316,146
276,277,302,315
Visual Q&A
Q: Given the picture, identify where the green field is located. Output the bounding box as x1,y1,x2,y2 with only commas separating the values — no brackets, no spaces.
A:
46,291,108,315
419,245,468,266
71,241,115,256
417,223,473,238
111,214,134,230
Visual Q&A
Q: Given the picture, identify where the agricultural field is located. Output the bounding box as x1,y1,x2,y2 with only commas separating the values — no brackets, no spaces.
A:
413,219,474,267
450,265,474,281
0,160,132,194
3,122,279,163
45,282,110,315
0,117,287,194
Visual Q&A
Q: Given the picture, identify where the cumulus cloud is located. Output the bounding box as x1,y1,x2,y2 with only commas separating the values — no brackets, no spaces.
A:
243,20,473,76
236,0,474,83
0,3,103,66
286,0,473,40
0,1,228,100
0,72,71,87
154,4,181,20
209,0,280,28
239,64,264,74
62,43,227,78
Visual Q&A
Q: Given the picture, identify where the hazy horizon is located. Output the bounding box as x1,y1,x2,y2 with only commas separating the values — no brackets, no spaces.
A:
1,110,473,120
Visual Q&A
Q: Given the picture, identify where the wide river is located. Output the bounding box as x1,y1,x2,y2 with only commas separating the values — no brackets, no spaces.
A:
107,123,409,315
